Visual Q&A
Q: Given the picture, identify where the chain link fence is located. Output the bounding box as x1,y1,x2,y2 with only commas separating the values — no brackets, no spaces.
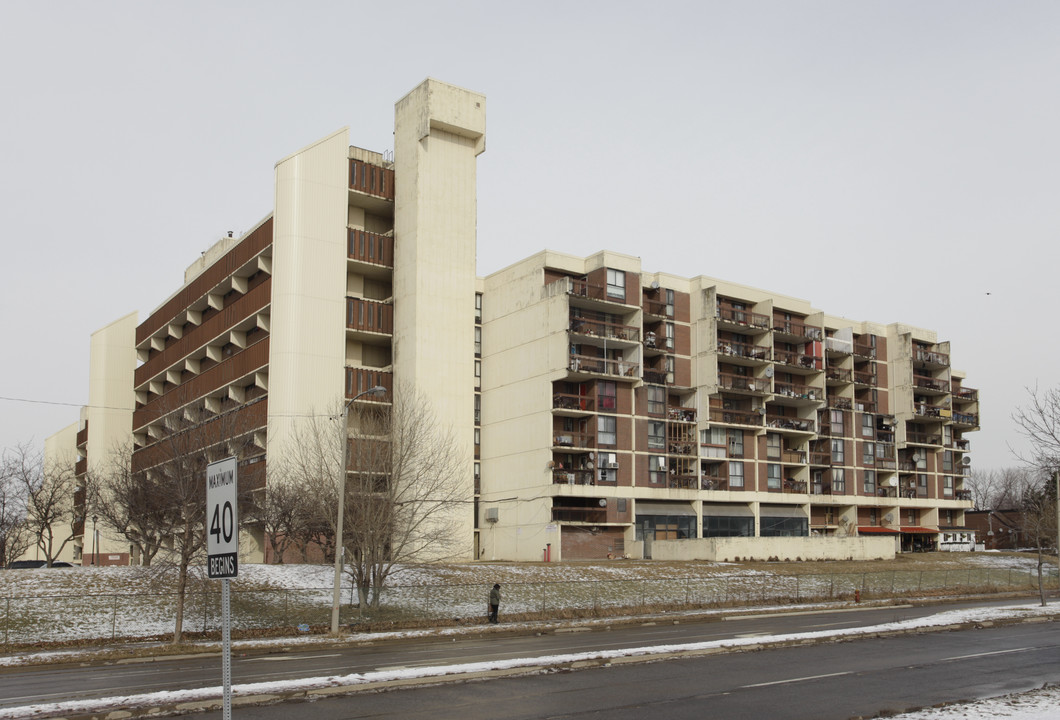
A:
3,566,1057,645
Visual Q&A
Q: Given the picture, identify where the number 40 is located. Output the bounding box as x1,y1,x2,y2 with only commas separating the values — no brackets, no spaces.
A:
210,501,235,544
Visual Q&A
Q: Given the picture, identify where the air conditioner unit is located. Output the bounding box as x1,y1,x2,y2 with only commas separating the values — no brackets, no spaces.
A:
485,508,499,523
602,461,619,469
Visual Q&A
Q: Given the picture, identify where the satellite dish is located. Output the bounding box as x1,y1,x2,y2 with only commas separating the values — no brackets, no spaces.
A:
650,280,660,289
884,513,894,523
757,407,767,415
961,456,972,465
764,366,774,378
911,453,921,463
598,499,607,507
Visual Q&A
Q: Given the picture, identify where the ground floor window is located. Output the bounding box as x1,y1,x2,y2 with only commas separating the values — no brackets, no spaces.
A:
703,515,754,537
760,516,808,537
636,515,696,541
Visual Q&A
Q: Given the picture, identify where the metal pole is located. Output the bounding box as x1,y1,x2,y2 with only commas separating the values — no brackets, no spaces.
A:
222,579,232,720
331,385,386,635
1055,469,1059,592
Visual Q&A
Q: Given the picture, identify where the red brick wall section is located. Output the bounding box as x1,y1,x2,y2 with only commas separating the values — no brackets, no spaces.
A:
561,526,625,560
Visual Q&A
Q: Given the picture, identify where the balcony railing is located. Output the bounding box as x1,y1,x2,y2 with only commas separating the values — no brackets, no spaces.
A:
643,299,670,317
346,298,394,334
853,370,876,385
809,451,832,466
643,369,669,384
914,403,949,418
828,396,852,410
953,412,979,426
667,440,697,456
718,340,771,361
773,320,822,340
347,229,394,267
345,368,393,400
826,337,853,354
853,342,876,359
701,476,728,491
782,479,808,494
955,438,971,451
709,408,763,426
552,432,595,448
570,317,640,343
773,382,821,401
781,449,807,464
766,415,815,432
553,469,595,485
569,354,640,378
953,387,979,402
553,393,595,412
718,373,767,393
955,489,972,501
915,348,950,366
567,278,625,304
667,407,697,423
826,367,852,383
718,307,770,329
906,431,941,445
914,375,949,392
349,159,395,200
773,349,822,369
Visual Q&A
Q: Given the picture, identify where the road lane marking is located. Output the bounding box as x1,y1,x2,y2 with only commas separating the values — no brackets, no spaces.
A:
742,671,852,688
246,653,342,662
943,647,1034,662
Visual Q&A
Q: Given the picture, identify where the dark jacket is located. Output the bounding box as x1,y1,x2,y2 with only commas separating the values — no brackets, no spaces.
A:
489,586,501,605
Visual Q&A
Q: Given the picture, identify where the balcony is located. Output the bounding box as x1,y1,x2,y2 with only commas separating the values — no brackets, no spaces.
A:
552,432,595,449
953,386,979,403
643,298,671,318
773,382,822,403
906,431,942,446
717,340,771,363
914,347,950,368
349,159,395,201
773,319,823,342
643,330,673,354
955,438,971,451
852,370,876,386
766,414,815,432
853,342,876,359
565,278,631,310
701,443,727,461
345,368,393,400
667,407,698,423
809,451,832,466
76,424,89,448
701,476,728,491
717,307,771,331
913,375,949,394
776,448,807,464
553,393,595,413
718,372,768,395
568,354,640,380
952,412,980,427
782,479,808,494
913,402,949,419
708,407,763,427
773,349,823,371
667,439,698,456
347,229,394,269
552,469,595,486
346,297,393,343
826,336,853,355
570,316,640,345
826,367,852,384
643,369,669,385
955,489,972,501
828,396,852,410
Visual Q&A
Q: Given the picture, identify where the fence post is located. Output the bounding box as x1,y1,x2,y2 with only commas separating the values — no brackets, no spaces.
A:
5,597,8,645
795,575,800,602
918,571,923,592
890,570,896,594
685,578,690,605
425,586,432,619
541,584,546,614
111,594,118,639
829,573,834,599
861,573,866,593
203,588,209,633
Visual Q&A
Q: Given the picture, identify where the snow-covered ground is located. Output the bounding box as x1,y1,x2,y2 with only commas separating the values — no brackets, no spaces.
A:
1,600,1057,719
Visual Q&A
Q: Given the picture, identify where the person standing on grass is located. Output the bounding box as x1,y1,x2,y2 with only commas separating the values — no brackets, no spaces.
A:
488,583,501,623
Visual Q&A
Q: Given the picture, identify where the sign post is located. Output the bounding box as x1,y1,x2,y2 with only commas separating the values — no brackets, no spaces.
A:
207,457,238,720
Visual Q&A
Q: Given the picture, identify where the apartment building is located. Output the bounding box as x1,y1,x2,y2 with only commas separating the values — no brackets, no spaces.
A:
37,78,977,566
478,253,979,561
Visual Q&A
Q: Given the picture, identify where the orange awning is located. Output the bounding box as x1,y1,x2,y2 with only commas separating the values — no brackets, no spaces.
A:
900,526,938,534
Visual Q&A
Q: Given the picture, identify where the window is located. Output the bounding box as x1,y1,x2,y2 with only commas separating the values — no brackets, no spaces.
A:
943,475,953,497
830,409,845,435
862,442,874,466
474,360,481,377
598,452,618,483
598,381,617,411
474,395,481,424
646,385,665,415
728,429,744,457
474,462,480,480
943,425,952,445
474,326,481,356
832,468,846,494
863,470,876,495
728,461,744,488
665,355,675,382
862,414,874,438
706,427,726,445
649,455,667,484
760,516,808,537
869,508,878,525
665,288,675,317
942,451,953,472
917,473,928,489
703,515,754,537
665,322,675,349
648,421,666,449
767,464,782,490
766,433,781,459
831,438,844,463
474,428,480,446
598,416,617,446
606,268,625,299
475,293,482,322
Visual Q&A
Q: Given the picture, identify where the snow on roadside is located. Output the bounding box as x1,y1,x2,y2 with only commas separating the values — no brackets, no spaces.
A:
1,601,1057,720
890,685,1060,719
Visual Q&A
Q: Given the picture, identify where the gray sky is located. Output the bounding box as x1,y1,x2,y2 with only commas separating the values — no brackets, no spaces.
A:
1,0,1057,471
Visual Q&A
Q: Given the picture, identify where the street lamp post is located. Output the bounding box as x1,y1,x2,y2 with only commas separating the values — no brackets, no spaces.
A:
92,515,98,566
331,385,387,634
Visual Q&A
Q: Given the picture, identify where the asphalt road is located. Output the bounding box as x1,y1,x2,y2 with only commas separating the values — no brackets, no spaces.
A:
194,621,1060,720
0,597,1053,716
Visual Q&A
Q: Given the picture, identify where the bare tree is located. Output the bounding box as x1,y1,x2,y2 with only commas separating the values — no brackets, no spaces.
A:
344,385,470,609
966,467,1035,511
7,444,78,566
90,443,169,567
245,480,309,564
274,386,470,611
1013,386,1060,605
124,396,262,642
0,452,32,567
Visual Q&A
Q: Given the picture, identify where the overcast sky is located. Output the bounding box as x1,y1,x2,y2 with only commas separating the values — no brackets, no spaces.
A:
1,0,1057,472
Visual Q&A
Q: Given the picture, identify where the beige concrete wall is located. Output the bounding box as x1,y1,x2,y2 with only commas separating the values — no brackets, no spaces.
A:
268,128,351,460
86,311,138,559
651,535,896,562
393,79,485,561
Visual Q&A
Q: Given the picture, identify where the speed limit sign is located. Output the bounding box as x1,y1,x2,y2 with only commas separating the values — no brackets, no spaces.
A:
206,457,238,578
